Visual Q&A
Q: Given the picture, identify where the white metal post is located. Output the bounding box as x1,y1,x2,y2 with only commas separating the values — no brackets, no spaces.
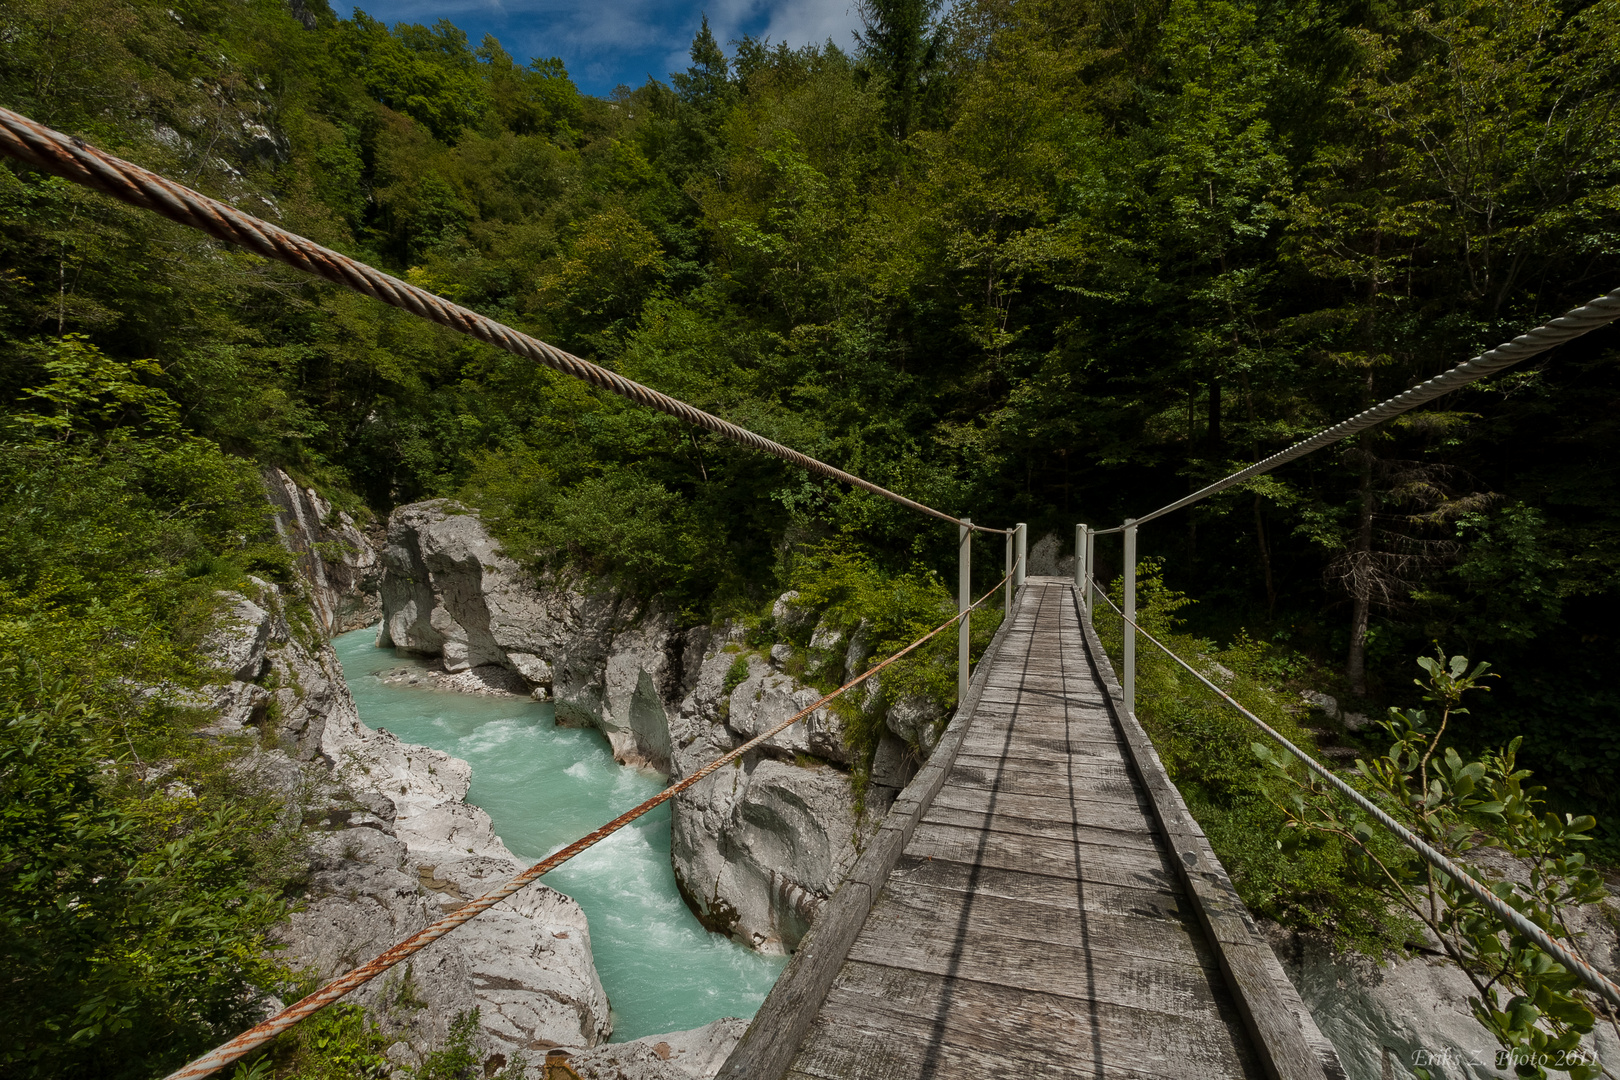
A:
1123,519,1137,715
959,518,971,702
1004,528,1014,611
1075,524,1088,610
1014,523,1027,591
1086,527,1097,607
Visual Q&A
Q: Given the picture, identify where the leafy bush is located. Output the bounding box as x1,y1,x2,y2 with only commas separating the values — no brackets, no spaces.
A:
1258,652,1609,1080
1090,560,1407,949
0,686,293,1080
789,537,1004,769
0,336,308,1079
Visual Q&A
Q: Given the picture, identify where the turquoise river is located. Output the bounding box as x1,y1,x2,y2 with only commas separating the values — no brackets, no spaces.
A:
333,628,786,1041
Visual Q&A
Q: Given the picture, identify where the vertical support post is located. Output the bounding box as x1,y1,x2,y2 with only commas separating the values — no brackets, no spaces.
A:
1085,527,1097,604
1014,523,1027,591
1123,518,1138,716
1075,524,1088,610
1004,528,1014,611
958,518,971,702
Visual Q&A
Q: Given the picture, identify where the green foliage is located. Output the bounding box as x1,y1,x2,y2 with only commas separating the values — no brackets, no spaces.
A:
788,537,1003,768
1256,651,1609,1079
230,1002,390,1080
0,685,294,1080
1092,562,1405,947
411,1010,482,1080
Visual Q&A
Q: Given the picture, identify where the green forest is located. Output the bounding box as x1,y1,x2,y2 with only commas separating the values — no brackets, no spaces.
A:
2,0,1619,1073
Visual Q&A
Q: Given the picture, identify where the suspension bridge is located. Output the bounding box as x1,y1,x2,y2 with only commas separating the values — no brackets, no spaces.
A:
4,105,1618,1080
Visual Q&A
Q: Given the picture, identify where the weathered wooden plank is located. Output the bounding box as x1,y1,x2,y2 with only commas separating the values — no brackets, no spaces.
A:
957,730,1123,756
960,703,1115,725
952,749,1135,776
919,801,1165,849
863,879,1213,968
884,853,1186,920
805,960,1260,1080
903,816,1175,880
952,741,1128,769
944,762,1143,801
841,920,1233,1022
926,781,1155,823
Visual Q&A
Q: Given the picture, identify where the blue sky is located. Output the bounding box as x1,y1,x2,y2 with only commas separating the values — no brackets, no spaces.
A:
344,0,864,97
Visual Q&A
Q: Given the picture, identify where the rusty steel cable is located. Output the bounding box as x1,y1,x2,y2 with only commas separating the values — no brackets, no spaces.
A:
1084,578,1620,1008
164,569,1016,1080
0,105,1005,536
1091,286,1620,536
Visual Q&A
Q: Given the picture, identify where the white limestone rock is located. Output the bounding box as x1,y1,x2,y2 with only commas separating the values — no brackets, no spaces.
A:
566,1017,748,1079
1300,689,1342,721
770,590,816,637
670,752,862,953
203,592,278,681
806,618,847,683
723,655,850,765
885,693,946,755
278,832,610,1061
376,500,682,771
263,467,381,634
664,607,882,953
196,578,611,1066
1026,532,1062,576
421,856,611,1052
842,620,871,682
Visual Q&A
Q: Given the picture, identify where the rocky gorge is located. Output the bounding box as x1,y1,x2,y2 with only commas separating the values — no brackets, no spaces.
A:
206,485,1620,1080
200,476,759,1077
369,499,928,955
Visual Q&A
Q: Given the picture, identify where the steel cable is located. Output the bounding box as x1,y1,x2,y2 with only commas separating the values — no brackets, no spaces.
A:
1092,286,1620,535
1084,578,1620,1007
164,569,1016,1080
0,105,1004,536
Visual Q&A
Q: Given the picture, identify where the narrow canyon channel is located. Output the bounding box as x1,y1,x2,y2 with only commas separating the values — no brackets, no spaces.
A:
332,627,787,1041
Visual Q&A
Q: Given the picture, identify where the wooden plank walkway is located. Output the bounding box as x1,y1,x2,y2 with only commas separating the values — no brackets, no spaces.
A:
784,578,1262,1080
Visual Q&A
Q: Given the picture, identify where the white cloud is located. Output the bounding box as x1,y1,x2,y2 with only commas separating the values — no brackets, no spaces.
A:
759,0,860,50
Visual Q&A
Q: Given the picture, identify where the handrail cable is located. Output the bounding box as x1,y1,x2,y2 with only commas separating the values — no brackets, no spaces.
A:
164,566,1019,1080
0,105,1005,536
1084,577,1620,1008
1092,286,1620,536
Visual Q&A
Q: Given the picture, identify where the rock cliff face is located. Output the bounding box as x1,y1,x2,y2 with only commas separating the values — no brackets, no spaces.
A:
263,468,382,634
1267,864,1620,1080
662,600,932,955
375,501,681,771
201,581,612,1069
373,502,950,958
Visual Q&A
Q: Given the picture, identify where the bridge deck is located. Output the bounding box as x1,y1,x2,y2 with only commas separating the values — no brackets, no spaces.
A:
785,578,1262,1079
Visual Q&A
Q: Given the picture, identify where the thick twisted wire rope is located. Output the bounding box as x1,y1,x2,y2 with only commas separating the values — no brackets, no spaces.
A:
0,105,1004,537
164,568,1016,1080
1084,578,1620,1007
1092,286,1620,536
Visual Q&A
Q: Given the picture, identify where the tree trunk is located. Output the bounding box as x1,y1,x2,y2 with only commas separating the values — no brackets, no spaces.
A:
1347,445,1375,695
1253,493,1276,618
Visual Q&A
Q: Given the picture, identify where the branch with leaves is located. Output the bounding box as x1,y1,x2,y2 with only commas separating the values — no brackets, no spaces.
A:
1254,649,1613,1080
